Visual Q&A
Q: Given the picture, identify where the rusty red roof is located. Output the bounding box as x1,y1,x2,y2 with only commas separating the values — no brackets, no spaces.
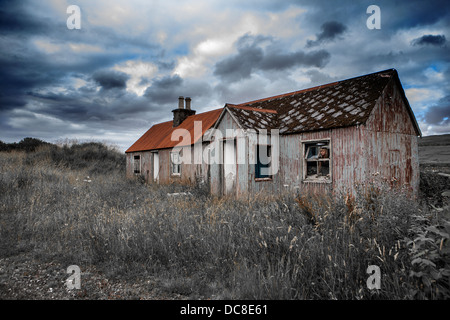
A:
125,108,222,153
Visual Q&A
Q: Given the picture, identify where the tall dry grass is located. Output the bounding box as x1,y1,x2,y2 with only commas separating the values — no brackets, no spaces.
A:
0,143,449,299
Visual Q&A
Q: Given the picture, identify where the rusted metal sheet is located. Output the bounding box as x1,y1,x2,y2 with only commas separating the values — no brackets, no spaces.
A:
330,125,364,195
362,78,420,196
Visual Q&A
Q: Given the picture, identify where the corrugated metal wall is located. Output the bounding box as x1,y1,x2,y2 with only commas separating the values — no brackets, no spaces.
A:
363,78,419,196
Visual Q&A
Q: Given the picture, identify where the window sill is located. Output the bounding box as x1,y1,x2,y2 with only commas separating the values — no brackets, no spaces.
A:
171,173,181,177
255,177,272,182
302,178,332,184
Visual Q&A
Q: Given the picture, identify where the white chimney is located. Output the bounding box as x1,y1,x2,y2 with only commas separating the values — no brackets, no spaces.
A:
185,97,191,110
178,96,184,109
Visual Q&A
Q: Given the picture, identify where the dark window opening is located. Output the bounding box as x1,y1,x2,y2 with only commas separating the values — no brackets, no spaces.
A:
256,144,272,179
134,155,141,174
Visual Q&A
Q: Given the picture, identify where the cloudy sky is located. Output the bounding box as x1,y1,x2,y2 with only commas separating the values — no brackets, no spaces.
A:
1,0,449,151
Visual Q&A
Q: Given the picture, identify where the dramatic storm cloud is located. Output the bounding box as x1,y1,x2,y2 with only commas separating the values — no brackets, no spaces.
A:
214,34,330,82
306,21,348,47
0,0,449,150
411,34,447,47
93,70,129,90
144,75,184,103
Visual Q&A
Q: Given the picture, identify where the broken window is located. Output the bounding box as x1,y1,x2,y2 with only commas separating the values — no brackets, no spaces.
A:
303,140,331,182
170,151,181,175
133,155,141,174
255,144,272,179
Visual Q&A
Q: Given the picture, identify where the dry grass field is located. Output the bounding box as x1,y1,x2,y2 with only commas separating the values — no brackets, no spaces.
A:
0,138,449,300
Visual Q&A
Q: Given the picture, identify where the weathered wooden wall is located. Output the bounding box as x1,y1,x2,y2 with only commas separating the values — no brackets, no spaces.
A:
125,151,152,181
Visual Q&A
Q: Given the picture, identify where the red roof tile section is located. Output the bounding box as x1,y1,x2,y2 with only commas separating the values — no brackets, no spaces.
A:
126,108,222,153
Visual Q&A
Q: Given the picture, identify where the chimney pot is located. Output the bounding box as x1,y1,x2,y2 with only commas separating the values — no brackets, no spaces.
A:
172,96,196,127
178,96,184,109
185,97,191,110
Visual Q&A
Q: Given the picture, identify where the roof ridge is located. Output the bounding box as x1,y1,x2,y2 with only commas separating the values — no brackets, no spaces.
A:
228,105,278,113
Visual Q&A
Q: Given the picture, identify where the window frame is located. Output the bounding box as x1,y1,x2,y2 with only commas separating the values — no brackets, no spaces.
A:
301,138,332,183
255,143,272,181
133,155,141,174
170,150,181,176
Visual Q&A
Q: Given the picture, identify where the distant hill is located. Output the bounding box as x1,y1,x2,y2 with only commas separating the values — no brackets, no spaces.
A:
418,133,450,146
418,134,450,168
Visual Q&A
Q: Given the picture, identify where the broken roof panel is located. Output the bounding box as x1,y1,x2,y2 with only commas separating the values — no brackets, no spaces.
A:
226,69,401,134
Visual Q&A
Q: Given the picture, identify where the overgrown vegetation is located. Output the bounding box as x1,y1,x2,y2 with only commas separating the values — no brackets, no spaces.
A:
0,141,449,299
0,137,51,153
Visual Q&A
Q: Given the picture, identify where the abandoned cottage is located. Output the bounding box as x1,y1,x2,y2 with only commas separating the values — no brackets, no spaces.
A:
126,69,421,197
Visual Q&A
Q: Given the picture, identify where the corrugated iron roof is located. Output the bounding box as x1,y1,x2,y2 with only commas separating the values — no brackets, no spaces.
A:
126,69,420,153
125,108,222,153
226,69,399,134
